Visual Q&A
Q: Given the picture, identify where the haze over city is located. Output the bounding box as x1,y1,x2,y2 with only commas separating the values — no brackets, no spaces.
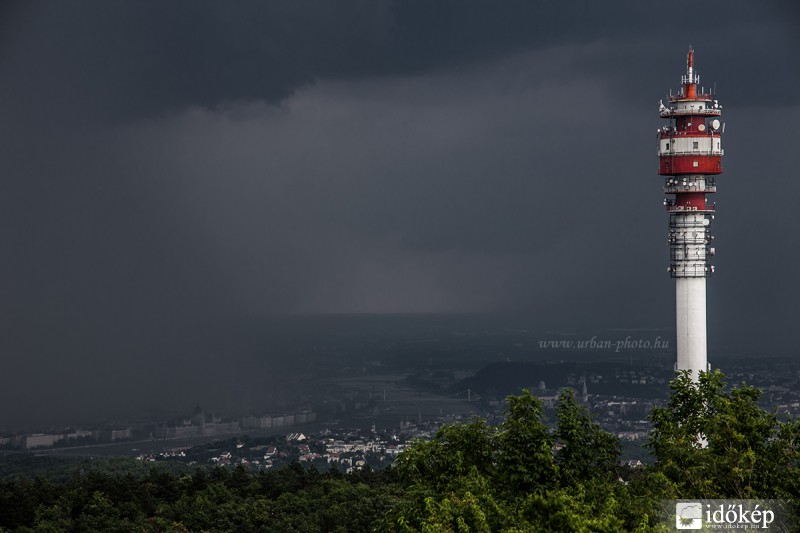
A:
1,1,798,430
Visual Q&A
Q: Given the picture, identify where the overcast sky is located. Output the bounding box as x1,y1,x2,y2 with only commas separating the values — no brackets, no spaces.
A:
1,1,798,428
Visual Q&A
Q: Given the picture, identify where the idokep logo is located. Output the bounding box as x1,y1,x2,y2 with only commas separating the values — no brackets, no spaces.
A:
666,499,789,530
675,502,703,529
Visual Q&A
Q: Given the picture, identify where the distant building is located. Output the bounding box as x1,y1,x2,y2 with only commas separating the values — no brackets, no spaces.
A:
22,433,62,449
242,415,273,429
157,403,240,439
95,427,132,442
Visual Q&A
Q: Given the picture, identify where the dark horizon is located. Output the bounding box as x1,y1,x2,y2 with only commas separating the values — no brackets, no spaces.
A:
0,311,787,433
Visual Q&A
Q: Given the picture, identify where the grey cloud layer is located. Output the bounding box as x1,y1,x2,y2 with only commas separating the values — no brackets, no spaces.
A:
0,1,798,428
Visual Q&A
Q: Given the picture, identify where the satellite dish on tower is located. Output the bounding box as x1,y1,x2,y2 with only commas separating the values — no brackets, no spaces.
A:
711,119,721,130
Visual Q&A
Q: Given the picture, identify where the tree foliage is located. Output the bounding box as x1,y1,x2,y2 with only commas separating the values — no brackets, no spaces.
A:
0,463,402,532
647,370,800,499
385,389,630,532
386,375,800,531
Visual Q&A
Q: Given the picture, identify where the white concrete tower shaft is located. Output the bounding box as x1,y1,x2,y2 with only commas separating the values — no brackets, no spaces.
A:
676,277,707,377
658,48,723,381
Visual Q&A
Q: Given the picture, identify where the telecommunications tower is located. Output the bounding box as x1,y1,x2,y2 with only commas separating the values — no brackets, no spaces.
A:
658,47,723,381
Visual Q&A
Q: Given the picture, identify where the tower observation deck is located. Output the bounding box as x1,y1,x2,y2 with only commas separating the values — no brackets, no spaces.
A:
658,47,723,381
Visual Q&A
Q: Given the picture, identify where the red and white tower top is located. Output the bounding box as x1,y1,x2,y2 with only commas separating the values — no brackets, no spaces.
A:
658,47,723,177
658,47,724,381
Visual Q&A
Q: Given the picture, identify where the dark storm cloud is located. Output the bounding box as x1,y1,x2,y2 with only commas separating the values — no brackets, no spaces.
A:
0,1,798,428
2,0,387,125
3,0,796,126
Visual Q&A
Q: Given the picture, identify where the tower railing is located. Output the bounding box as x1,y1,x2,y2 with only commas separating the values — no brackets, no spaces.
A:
663,184,717,193
665,202,715,212
668,92,715,102
668,214,713,229
660,108,722,118
658,148,724,157
657,130,723,139
668,263,712,278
